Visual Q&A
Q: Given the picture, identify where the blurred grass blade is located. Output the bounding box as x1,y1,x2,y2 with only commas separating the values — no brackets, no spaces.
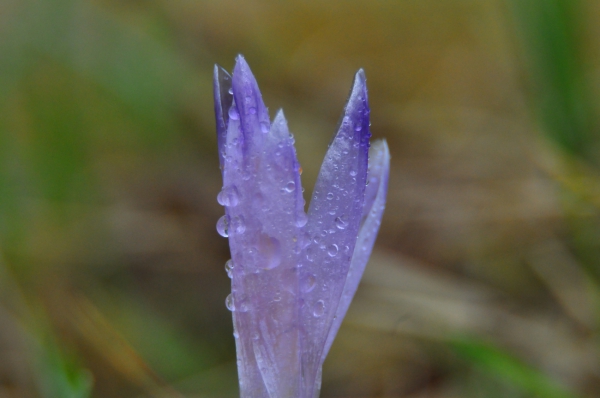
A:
36,337,93,398
451,337,582,398
510,0,595,159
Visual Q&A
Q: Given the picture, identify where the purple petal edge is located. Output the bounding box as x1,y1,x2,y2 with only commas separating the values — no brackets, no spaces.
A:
213,65,233,170
231,55,271,156
225,57,305,398
322,139,390,360
300,69,371,398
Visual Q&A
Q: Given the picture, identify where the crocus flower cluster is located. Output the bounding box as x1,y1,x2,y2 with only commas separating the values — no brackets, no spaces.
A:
213,56,389,398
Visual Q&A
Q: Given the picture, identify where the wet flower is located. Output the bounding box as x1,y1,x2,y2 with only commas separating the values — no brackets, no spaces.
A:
213,56,389,398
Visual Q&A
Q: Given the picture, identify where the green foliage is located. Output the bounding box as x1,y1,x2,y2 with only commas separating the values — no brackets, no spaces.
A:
451,337,581,398
36,337,93,398
511,0,595,159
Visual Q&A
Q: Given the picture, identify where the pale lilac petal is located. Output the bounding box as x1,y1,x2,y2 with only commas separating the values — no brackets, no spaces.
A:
300,69,370,397
213,65,233,169
214,58,387,398
222,57,305,398
322,139,390,359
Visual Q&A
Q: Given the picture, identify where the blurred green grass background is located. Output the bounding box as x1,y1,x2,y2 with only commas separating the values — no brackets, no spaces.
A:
1,0,600,397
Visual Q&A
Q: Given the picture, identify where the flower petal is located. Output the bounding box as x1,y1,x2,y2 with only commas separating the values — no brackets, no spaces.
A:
300,69,371,397
213,65,233,170
322,139,390,360
223,57,305,397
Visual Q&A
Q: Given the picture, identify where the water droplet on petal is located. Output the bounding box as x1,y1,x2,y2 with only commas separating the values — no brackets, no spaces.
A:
248,107,257,115
259,235,281,270
313,300,325,317
349,170,357,177
225,259,234,278
335,215,348,230
327,244,339,257
306,247,315,262
217,185,240,207
260,122,270,133
216,215,229,237
302,274,317,293
284,181,296,193
228,107,239,120
230,216,246,234
295,212,308,227
354,123,362,132
237,295,250,312
225,294,235,311
228,88,233,94
326,192,334,200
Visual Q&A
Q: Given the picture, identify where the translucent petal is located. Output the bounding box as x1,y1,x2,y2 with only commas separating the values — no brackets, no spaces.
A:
213,65,233,169
300,69,371,398
224,57,305,398
322,139,390,360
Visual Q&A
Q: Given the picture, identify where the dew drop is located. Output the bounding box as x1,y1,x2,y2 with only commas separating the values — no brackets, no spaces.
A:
225,259,234,278
228,107,240,120
284,181,296,193
302,274,317,293
349,170,357,177
260,122,270,133
216,215,229,237
260,235,282,270
326,192,334,200
225,294,235,311
273,291,282,302
237,295,250,312
335,215,349,230
327,244,339,257
306,247,315,262
217,185,240,207
230,216,246,234
296,212,308,227
313,300,325,317
248,107,257,115
354,123,363,132
228,88,233,94
297,232,311,250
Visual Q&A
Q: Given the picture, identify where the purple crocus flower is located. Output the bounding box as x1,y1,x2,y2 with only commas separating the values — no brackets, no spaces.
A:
213,56,389,398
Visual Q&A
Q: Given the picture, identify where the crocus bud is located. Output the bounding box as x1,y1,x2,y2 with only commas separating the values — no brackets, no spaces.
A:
213,56,389,398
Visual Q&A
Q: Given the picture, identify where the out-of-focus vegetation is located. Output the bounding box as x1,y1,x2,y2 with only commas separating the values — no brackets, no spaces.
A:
0,0,599,397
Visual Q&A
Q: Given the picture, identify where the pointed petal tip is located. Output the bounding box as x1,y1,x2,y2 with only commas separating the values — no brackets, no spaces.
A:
214,64,231,80
356,68,366,82
351,68,367,96
270,109,290,140
372,139,390,157
233,54,251,75
273,108,286,123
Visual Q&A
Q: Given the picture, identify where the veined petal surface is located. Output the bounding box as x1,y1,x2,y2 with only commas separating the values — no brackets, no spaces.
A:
300,69,371,398
220,56,305,398
322,139,390,360
213,65,233,170
214,57,388,398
